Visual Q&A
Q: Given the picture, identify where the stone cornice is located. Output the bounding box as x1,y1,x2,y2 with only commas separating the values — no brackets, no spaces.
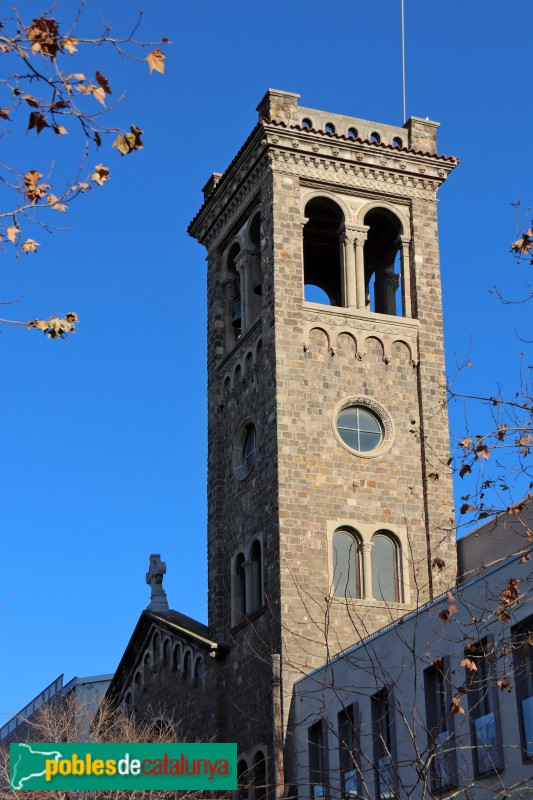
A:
189,120,457,249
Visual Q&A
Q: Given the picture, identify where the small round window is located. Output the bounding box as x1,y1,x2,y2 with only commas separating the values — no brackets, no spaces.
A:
333,397,394,458
232,419,257,480
337,406,383,452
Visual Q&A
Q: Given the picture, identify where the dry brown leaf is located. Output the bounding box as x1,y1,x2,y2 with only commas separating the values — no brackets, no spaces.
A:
0,108,11,120
92,86,106,106
112,125,143,156
21,238,39,253
26,16,61,59
450,696,465,715
53,125,68,135
475,445,491,460
47,194,67,212
28,111,49,134
6,225,20,243
91,164,110,186
95,70,112,95
146,48,165,75
497,676,513,692
459,464,472,479
432,557,445,570
459,437,472,448
24,170,51,202
27,311,78,339
460,658,478,672
62,36,78,55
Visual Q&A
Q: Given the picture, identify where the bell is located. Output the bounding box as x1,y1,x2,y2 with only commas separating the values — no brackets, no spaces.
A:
231,304,242,328
253,280,263,296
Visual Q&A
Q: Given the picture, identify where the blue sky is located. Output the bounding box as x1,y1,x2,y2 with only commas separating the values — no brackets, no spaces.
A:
1,0,532,723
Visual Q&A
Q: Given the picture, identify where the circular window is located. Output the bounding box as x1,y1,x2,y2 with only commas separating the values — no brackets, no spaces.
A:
232,419,257,480
333,397,394,458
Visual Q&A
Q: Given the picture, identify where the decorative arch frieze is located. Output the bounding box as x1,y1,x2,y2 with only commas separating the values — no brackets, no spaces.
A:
302,321,418,366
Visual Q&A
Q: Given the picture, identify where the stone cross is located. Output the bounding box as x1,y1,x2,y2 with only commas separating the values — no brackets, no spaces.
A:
146,554,169,612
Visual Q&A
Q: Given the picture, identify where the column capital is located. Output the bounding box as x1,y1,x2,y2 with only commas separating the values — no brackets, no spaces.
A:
360,542,373,554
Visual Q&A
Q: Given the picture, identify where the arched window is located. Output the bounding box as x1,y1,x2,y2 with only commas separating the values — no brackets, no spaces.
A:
371,532,401,602
301,118,312,130
193,656,203,688
250,540,263,613
183,650,192,681
162,638,170,667
152,632,160,666
143,653,151,686
332,529,362,598
253,751,266,800
347,127,358,139
172,643,181,673
133,671,142,700
124,691,133,715
392,136,403,148
238,759,249,800
363,209,403,316
324,122,335,134
232,553,247,624
303,197,344,306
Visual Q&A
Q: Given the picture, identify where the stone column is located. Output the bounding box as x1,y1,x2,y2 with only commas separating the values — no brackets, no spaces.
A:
399,235,412,318
360,542,373,600
342,228,357,309
354,227,368,309
222,275,239,347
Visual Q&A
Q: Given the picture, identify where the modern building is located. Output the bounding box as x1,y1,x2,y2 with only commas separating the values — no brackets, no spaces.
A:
1,673,113,745
290,503,533,800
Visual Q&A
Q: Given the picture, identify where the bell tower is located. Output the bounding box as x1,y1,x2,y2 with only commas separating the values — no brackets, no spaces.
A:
188,89,458,794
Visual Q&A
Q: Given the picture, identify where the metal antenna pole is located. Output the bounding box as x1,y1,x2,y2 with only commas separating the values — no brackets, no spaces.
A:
401,0,406,122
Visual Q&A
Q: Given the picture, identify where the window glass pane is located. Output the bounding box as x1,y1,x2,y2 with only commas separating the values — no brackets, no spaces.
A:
333,532,358,598
338,428,358,450
358,408,382,433
359,431,381,451
372,534,398,602
338,408,358,430
243,427,256,472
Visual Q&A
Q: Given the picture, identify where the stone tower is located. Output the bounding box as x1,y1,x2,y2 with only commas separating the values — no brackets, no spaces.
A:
188,89,458,795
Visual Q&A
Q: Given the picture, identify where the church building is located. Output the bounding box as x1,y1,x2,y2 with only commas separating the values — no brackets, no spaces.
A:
105,89,460,797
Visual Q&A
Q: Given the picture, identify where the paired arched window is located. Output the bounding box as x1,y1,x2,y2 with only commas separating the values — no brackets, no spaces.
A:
332,529,362,599
303,197,344,306
302,198,409,317
371,532,401,602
